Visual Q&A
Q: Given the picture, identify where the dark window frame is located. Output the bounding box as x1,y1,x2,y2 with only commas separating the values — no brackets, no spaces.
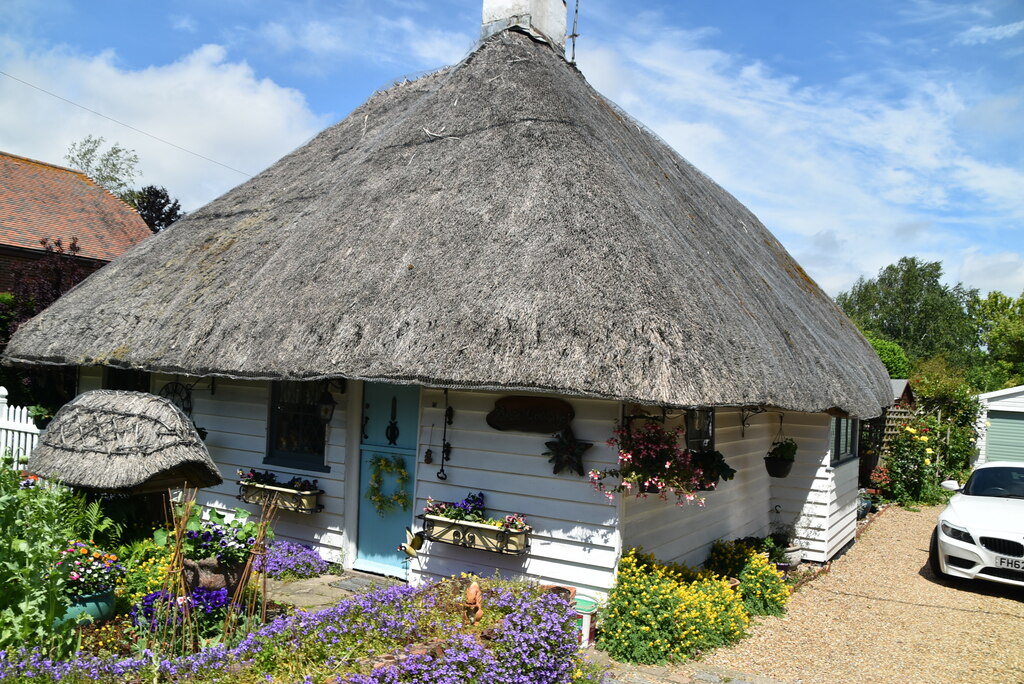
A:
684,408,715,453
830,416,858,466
264,380,331,473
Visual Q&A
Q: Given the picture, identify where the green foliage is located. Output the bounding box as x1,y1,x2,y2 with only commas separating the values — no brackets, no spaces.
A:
114,537,174,610
909,357,981,476
64,135,140,200
0,461,77,657
984,293,1024,387
703,538,759,579
175,507,268,564
60,498,125,548
598,550,748,664
767,437,798,461
836,257,978,365
863,330,911,378
737,552,790,616
884,419,947,505
125,185,185,233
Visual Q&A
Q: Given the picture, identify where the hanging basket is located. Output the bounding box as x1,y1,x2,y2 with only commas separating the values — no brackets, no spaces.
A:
764,456,794,478
764,416,796,478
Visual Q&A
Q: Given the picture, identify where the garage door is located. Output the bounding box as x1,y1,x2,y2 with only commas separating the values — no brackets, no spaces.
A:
987,411,1024,462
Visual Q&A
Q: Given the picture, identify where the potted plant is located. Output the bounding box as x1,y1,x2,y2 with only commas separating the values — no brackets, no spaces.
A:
237,468,323,513
54,540,125,624
763,531,802,572
764,437,797,478
157,507,271,597
589,421,735,505
420,492,531,555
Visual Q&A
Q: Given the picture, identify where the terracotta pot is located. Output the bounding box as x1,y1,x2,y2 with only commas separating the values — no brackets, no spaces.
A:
182,557,244,597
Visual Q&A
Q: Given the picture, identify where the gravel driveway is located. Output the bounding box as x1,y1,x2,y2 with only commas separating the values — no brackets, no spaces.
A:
698,505,1024,683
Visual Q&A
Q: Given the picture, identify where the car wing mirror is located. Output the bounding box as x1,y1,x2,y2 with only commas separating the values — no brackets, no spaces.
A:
940,479,961,492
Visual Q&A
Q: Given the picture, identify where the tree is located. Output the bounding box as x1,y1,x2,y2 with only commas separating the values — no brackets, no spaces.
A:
983,291,1024,387
127,185,185,233
64,135,140,200
862,331,910,378
835,257,978,365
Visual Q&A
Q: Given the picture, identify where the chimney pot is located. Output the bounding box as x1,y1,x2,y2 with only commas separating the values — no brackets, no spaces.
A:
481,0,568,54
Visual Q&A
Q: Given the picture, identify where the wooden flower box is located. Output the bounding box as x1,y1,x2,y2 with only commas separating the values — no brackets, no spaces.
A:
238,481,323,514
421,514,530,555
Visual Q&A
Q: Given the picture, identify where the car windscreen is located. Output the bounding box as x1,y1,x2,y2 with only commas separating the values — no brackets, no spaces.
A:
962,467,1024,498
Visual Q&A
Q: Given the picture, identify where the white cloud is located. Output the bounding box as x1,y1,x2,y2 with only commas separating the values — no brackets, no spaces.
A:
171,14,197,33
0,38,327,210
243,13,475,72
953,20,1024,45
574,17,1022,295
958,252,1024,295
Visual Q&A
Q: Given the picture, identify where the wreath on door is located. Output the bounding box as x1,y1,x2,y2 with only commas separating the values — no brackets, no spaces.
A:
366,455,411,517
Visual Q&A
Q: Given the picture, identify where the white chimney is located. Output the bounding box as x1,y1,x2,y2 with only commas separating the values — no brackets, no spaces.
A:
482,0,568,53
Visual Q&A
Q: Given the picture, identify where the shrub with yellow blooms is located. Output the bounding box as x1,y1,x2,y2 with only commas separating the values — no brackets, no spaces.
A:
598,550,748,664
116,537,174,609
737,550,790,616
703,538,789,617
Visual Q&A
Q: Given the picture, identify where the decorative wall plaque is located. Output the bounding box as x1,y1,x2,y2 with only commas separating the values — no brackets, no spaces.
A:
486,396,575,434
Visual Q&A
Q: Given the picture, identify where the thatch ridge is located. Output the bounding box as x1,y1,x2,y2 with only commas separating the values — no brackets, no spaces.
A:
4,31,890,418
28,390,222,493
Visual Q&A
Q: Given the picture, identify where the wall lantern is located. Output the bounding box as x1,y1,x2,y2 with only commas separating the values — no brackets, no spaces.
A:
318,390,337,425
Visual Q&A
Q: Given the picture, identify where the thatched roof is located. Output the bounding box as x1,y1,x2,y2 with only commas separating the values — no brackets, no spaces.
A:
28,390,221,493
4,31,890,419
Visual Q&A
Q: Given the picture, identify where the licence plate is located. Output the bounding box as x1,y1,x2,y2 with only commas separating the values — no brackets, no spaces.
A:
996,556,1024,570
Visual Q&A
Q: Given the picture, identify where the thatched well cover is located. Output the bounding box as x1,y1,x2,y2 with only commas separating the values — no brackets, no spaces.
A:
28,390,221,493
4,30,890,419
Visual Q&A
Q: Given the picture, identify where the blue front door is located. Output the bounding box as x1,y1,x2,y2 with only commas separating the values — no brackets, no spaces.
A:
354,382,420,576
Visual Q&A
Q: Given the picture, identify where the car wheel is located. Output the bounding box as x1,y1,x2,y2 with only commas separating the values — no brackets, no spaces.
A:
929,527,949,580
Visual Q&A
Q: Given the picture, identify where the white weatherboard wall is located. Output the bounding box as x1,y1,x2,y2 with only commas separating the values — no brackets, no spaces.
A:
186,376,350,564
770,412,858,563
621,408,856,568
621,409,775,567
78,368,349,563
410,388,621,595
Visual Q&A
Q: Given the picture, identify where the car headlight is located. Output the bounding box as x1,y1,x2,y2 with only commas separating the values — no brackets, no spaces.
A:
940,521,975,545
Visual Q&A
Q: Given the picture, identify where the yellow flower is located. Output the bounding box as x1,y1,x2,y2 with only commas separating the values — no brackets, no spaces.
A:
919,436,929,442
924,459,931,466
925,448,934,455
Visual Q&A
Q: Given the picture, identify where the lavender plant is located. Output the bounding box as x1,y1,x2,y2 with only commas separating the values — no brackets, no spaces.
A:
254,539,329,580
0,577,604,683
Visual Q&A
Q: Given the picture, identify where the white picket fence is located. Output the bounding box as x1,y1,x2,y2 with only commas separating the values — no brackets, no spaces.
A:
0,386,40,469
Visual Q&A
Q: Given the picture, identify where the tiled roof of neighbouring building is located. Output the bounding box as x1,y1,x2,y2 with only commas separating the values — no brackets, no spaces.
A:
0,151,151,262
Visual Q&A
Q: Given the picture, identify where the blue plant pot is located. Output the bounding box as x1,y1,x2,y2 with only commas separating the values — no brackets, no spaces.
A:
56,589,115,626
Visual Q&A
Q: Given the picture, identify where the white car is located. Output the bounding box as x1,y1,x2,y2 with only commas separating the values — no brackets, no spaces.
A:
930,461,1024,588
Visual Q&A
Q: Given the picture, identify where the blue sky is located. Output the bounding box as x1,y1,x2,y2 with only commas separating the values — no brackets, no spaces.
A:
1,0,1021,296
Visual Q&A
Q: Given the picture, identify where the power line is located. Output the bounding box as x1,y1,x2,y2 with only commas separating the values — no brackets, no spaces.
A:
0,69,253,178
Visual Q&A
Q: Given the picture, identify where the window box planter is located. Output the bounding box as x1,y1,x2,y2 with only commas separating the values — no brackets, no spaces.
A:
238,481,324,514
420,514,530,555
